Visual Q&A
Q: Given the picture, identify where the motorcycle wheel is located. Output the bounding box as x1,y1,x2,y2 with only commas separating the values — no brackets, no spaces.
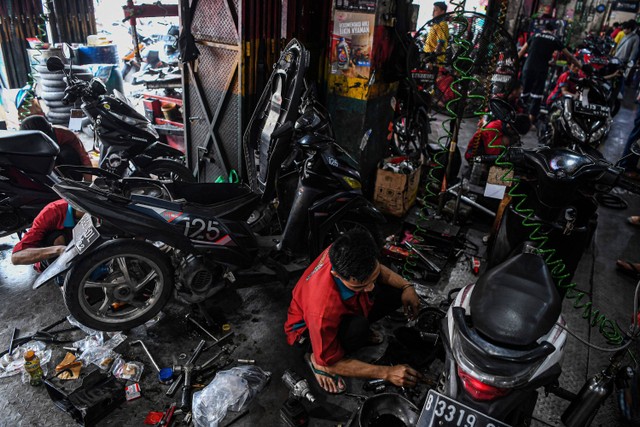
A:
144,159,195,183
319,219,382,251
612,98,621,117
63,240,173,331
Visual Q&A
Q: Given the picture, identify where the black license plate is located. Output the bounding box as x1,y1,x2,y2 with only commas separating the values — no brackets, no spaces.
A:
575,103,609,115
417,390,511,427
72,214,99,254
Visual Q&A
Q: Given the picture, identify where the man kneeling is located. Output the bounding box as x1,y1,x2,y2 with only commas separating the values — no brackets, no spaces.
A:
284,229,424,394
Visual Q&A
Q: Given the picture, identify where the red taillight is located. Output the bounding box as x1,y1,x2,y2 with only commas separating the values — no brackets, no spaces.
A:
457,367,510,401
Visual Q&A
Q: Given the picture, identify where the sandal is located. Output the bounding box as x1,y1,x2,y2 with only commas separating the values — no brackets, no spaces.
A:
616,260,640,280
304,353,346,395
628,216,640,228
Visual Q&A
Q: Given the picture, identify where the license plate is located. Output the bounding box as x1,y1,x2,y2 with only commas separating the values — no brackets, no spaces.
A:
417,390,511,427
72,214,99,254
575,103,609,115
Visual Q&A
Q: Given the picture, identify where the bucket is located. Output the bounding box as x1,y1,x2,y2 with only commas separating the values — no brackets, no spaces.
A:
161,103,181,122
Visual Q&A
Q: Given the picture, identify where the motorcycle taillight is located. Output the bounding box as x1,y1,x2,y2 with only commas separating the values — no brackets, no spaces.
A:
457,367,510,401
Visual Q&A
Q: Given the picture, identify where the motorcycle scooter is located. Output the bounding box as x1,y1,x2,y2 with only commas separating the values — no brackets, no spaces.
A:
33,39,385,332
46,48,193,182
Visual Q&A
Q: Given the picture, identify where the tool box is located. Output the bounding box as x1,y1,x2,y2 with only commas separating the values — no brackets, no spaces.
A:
44,365,126,426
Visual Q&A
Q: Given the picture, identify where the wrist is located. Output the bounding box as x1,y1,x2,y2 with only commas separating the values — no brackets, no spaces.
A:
400,283,414,293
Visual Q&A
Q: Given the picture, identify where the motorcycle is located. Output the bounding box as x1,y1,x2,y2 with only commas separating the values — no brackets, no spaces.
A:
423,247,637,426
46,48,193,182
33,39,385,332
540,75,612,153
575,35,623,116
0,130,120,238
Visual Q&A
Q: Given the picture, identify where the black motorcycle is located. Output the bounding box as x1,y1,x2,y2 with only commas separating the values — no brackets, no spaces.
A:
46,48,193,182
540,75,612,152
33,39,385,331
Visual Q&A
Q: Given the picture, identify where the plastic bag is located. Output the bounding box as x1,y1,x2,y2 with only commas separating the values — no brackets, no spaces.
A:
78,332,126,370
0,341,51,380
192,365,271,427
111,357,144,382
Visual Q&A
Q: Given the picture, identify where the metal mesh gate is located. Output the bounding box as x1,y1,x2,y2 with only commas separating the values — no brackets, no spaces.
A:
181,0,242,183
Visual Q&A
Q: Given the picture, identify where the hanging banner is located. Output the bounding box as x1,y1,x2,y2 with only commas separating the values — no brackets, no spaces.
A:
330,11,375,78
612,1,639,12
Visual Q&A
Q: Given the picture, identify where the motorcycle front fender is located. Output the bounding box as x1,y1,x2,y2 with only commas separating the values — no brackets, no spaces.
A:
32,236,109,289
134,142,185,168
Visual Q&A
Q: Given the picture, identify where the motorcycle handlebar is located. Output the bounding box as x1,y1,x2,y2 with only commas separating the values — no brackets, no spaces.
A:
471,148,525,165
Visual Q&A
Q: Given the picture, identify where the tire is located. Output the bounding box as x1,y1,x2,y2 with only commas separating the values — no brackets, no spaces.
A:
143,159,195,182
45,100,74,108
63,240,174,331
612,98,621,117
41,91,66,101
48,106,74,114
318,220,382,255
40,80,67,90
47,111,71,121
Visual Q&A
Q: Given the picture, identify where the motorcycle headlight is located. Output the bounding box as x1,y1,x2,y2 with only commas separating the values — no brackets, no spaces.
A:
342,176,361,189
561,114,586,142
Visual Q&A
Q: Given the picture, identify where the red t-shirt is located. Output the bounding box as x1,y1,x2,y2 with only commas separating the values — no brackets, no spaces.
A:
464,120,505,160
546,70,579,105
284,248,374,366
54,126,92,168
13,200,71,253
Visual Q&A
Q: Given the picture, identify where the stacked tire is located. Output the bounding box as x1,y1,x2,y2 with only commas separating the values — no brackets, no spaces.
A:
35,64,92,125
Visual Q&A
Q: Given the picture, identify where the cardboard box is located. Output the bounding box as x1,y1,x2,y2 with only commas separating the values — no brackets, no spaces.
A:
373,160,422,217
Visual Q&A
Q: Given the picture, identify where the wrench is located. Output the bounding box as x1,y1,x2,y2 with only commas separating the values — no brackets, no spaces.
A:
131,340,160,372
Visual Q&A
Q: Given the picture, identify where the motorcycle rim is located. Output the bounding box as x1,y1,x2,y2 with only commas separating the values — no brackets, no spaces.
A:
64,241,173,331
145,159,195,183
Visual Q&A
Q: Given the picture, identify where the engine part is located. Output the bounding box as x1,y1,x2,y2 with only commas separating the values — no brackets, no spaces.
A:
282,370,316,403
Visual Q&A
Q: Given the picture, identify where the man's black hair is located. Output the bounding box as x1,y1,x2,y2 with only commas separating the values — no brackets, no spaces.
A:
613,22,620,27
20,115,56,142
543,22,556,32
329,229,379,283
622,20,637,31
433,1,447,12
512,114,531,135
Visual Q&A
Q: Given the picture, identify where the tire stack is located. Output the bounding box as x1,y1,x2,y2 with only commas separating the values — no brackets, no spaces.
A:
35,64,92,125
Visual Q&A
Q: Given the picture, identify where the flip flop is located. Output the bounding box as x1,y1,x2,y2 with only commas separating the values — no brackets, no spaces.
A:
627,216,640,228
616,260,640,280
304,353,346,395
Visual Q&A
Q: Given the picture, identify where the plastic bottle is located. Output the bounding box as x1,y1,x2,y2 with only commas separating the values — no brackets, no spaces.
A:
24,350,44,386
337,38,350,70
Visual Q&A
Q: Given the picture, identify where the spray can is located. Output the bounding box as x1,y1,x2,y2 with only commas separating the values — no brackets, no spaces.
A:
24,350,44,386
561,364,617,426
337,38,350,70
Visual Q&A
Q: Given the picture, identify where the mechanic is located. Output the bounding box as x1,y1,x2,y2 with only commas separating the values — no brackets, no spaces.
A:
284,229,423,394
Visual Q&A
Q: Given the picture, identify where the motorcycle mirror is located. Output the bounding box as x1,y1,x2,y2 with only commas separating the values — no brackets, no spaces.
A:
489,98,516,124
62,43,74,60
46,56,65,72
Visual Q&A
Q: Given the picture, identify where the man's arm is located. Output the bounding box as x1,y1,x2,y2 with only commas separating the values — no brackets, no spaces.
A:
518,42,528,59
561,48,583,69
378,264,421,318
11,245,66,265
319,355,423,387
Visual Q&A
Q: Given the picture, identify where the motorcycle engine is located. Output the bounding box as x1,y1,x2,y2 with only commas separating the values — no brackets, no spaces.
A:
174,254,225,304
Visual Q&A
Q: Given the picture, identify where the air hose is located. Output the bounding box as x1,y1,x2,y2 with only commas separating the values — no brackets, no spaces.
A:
403,2,623,345
18,6,48,122
487,131,624,345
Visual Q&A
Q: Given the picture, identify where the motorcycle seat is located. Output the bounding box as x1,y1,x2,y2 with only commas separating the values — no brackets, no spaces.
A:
169,182,259,221
0,130,59,174
470,253,561,348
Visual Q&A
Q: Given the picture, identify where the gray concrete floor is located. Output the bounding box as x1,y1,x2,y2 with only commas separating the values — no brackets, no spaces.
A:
0,96,639,426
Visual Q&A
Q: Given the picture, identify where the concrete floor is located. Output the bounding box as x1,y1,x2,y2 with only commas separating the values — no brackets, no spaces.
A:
0,96,639,426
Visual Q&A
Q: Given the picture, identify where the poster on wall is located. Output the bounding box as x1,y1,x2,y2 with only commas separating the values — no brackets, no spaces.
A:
330,11,375,78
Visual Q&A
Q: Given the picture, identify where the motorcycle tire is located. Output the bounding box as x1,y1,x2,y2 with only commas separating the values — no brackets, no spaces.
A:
47,105,74,114
612,99,621,117
41,91,66,101
143,159,195,182
46,111,71,121
63,239,174,331
40,79,67,89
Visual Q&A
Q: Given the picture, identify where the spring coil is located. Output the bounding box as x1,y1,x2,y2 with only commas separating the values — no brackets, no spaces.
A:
486,133,624,345
19,9,48,121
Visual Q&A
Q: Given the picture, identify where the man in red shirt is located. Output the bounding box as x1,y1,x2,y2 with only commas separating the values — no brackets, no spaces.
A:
20,115,93,181
11,200,82,270
284,229,422,394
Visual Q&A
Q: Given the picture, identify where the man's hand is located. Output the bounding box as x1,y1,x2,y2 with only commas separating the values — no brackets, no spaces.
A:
401,286,421,320
384,364,424,387
53,245,67,256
